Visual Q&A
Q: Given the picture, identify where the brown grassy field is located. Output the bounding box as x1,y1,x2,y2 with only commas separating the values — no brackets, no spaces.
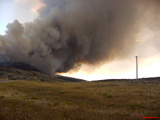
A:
0,80,159,120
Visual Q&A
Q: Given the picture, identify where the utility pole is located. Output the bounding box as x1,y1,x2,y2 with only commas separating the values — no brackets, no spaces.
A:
136,56,138,81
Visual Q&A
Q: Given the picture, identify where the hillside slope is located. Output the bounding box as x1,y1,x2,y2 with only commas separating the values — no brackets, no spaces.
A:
0,62,85,82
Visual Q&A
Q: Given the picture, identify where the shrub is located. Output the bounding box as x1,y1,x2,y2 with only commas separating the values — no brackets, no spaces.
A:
0,96,4,99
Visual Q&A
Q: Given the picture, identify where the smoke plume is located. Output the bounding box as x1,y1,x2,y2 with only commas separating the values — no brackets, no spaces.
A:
0,0,160,74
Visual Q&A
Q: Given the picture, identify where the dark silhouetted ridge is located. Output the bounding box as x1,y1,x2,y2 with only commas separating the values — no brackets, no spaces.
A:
55,75,85,82
0,62,40,72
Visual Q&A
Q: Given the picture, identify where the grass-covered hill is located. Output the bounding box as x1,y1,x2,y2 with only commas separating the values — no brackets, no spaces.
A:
0,62,85,82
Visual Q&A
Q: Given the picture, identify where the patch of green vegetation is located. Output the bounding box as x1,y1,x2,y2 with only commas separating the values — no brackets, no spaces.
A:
107,94,113,98
107,103,115,107
65,99,72,105
31,96,39,100
102,93,113,98
0,95,4,99
60,91,65,94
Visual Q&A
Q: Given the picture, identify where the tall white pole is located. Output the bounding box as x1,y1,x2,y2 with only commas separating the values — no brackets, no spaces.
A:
136,56,138,80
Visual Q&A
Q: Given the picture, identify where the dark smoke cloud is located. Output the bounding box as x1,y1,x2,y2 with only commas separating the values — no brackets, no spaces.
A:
0,0,160,74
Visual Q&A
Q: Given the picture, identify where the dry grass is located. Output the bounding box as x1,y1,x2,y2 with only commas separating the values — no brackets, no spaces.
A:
0,80,159,120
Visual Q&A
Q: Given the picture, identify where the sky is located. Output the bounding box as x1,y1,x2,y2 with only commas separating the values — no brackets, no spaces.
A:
0,0,160,80
60,54,160,80
0,0,43,35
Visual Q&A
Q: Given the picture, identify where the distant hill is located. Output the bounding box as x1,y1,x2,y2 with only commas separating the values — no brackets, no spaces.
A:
54,75,86,82
0,62,85,82
94,77,160,83
1,62,159,83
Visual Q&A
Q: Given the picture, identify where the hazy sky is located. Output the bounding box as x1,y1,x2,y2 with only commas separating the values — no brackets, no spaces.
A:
0,0,160,80
0,0,40,35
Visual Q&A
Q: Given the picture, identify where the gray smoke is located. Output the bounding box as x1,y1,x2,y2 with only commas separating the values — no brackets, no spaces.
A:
0,0,159,74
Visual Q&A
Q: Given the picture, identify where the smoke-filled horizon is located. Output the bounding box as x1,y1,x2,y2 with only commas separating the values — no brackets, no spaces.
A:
0,0,160,75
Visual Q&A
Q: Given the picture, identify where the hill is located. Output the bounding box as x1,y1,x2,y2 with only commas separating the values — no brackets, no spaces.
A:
95,77,160,83
0,62,85,82
54,75,86,82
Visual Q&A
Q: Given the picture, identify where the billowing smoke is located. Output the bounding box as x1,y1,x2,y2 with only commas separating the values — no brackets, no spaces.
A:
0,0,159,74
